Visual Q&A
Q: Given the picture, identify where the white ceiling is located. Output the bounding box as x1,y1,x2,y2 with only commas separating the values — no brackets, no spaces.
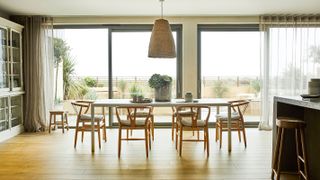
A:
0,0,319,16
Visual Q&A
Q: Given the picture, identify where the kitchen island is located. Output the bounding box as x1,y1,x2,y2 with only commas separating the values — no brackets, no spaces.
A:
273,96,320,179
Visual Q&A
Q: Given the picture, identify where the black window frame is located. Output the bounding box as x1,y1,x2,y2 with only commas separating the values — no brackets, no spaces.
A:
53,24,183,127
197,24,260,127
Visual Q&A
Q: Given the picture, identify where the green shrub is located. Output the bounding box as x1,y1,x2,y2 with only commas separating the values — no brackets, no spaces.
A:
83,77,97,87
213,80,228,98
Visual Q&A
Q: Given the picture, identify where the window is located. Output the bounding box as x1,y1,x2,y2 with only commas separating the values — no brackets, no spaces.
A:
198,25,261,123
53,25,182,126
110,25,182,125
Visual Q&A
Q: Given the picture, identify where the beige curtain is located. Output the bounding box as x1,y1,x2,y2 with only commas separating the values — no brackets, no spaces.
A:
11,16,54,132
259,15,320,130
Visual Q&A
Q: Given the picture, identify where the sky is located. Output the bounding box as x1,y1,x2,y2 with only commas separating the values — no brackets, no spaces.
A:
54,29,260,78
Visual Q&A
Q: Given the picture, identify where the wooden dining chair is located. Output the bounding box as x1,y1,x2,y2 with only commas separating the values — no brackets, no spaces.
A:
127,107,155,141
171,107,197,141
215,100,250,148
116,106,153,158
72,100,107,149
175,105,211,157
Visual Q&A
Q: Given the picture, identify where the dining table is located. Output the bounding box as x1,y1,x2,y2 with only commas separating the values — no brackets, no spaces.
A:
90,98,232,153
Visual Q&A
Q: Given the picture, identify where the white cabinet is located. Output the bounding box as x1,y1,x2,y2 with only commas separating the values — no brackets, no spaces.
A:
0,17,24,142
0,26,10,92
0,96,9,132
10,29,23,91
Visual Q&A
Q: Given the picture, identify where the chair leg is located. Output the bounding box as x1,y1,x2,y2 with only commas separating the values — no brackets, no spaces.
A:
215,123,219,142
149,124,152,150
204,130,207,151
300,128,309,179
179,126,183,157
295,129,302,179
65,113,69,131
276,128,285,180
74,120,79,148
219,125,223,149
175,123,179,150
206,128,210,157
61,114,65,133
171,115,175,141
53,115,56,130
49,114,52,133
103,123,107,142
197,130,200,140
97,125,101,149
81,122,85,143
145,128,149,158
272,127,282,179
242,121,247,148
118,127,122,158
151,116,154,141
127,129,129,139
237,121,241,142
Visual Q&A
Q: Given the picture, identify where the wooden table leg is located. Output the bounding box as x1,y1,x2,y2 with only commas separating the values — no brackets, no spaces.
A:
91,105,95,153
228,105,232,152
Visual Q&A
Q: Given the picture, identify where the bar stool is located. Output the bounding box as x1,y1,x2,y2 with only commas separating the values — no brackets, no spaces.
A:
49,110,69,133
272,118,309,180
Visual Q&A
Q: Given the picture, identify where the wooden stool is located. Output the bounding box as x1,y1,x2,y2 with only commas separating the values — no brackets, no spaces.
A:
272,118,309,180
49,110,69,133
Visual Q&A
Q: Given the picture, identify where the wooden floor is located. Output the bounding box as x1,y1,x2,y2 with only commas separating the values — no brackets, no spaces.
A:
0,128,297,179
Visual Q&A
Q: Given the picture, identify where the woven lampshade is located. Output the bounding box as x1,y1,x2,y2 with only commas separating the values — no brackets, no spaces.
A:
148,18,176,58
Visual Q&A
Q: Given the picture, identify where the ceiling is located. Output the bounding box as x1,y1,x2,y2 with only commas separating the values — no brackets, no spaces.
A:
0,0,320,16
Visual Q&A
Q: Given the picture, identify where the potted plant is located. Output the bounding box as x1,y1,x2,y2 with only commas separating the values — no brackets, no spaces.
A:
148,74,172,102
129,83,143,102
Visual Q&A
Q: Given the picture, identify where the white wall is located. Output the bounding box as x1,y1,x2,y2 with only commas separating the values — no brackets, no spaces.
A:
53,16,259,96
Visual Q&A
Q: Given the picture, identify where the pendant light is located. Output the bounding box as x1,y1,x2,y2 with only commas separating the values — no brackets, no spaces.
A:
148,0,176,58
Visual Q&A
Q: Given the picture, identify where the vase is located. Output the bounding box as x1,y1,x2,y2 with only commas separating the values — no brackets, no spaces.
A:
155,84,172,102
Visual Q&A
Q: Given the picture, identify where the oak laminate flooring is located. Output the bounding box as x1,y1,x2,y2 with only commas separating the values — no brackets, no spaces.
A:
0,128,297,179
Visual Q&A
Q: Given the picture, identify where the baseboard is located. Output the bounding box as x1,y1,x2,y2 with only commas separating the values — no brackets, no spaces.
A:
0,125,24,142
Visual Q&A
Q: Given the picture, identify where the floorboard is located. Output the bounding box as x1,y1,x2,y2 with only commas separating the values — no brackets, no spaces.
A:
0,128,298,179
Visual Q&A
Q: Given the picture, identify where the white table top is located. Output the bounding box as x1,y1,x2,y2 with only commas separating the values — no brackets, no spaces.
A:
92,98,230,107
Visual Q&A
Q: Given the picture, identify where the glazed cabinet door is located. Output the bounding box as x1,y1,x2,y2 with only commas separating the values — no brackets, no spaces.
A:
10,95,23,128
10,29,23,91
0,26,10,91
0,96,9,132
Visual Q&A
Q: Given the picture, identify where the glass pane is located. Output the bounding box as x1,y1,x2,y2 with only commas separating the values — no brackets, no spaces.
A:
201,31,261,122
10,95,21,127
0,27,9,89
112,31,177,123
53,28,109,127
11,31,21,88
0,97,9,132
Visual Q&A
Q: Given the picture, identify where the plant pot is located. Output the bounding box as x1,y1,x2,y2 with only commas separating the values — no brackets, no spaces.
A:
155,84,172,102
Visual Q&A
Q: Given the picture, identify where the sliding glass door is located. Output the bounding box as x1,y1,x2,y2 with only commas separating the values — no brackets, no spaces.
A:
198,25,261,123
110,25,182,125
53,25,182,127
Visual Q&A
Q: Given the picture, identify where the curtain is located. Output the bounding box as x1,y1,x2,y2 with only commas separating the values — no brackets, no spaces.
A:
11,16,54,132
259,15,320,130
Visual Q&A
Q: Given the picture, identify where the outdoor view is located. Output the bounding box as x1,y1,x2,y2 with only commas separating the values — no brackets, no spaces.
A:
201,31,261,122
53,28,262,126
53,28,178,125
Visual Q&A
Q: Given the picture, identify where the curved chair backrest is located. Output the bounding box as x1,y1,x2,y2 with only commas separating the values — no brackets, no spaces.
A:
71,101,91,117
116,106,152,127
176,105,211,128
229,100,250,119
